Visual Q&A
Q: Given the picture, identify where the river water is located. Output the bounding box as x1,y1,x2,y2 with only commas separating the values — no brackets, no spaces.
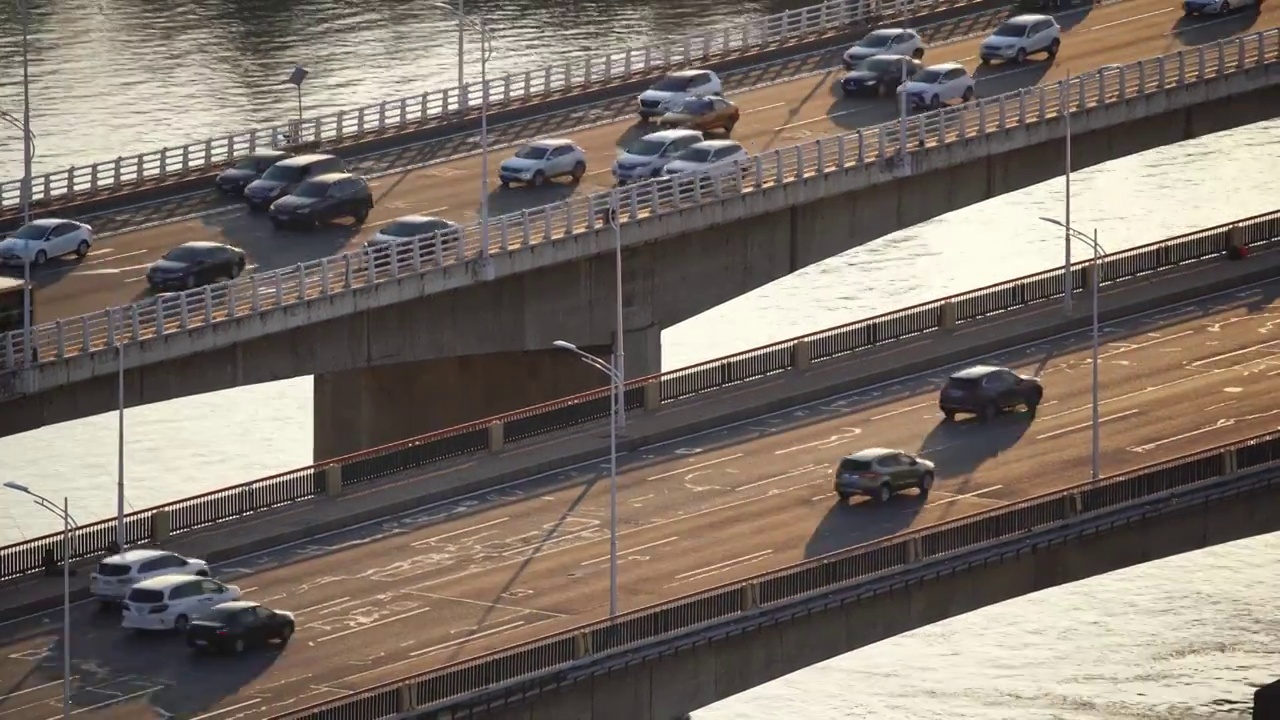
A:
2,2,1279,715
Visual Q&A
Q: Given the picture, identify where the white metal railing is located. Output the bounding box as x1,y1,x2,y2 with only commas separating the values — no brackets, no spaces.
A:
2,30,1277,374
0,0,971,212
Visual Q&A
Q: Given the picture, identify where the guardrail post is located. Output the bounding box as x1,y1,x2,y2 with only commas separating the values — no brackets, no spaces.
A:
643,378,662,411
1222,449,1238,476
321,258,331,296
1069,493,1083,517
1117,66,1127,101
152,510,171,544
906,536,920,563
855,128,864,165
487,422,505,452
573,631,593,659
1227,225,1244,251
203,287,214,325
938,301,956,330
80,317,91,352
740,582,757,611
1136,60,1146,95
792,338,811,370
54,321,65,358
397,684,415,712
1177,51,1186,85
324,466,343,497
250,276,261,312
1017,89,1027,124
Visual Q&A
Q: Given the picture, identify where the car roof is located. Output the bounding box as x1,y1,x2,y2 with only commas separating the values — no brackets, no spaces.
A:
277,153,339,167
132,573,205,590
24,218,68,228
667,69,707,78
249,150,291,159
103,548,173,564
1008,13,1052,23
844,448,900,461
865,53,912,62
309,172,355,184
176,241,229,251
528,138,574,148
690,139,742,150
641,128,704,142
210,600,260,611
393,215,451,225
949,364,1004,379
868,27,909,35
924,62,966,72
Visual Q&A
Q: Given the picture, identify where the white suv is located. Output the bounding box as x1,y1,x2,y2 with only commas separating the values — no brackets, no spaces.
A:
636,70,722,121
662,139,750,180
612,129,705,185
90,549,210,606
842,28,926,68
979,14,1061,65
121,574,242,632
900,63,975,110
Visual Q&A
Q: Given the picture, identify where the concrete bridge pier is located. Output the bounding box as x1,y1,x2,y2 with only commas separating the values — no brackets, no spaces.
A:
312,323,661,461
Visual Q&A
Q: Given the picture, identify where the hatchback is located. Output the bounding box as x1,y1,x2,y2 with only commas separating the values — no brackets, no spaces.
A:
655,96,740,135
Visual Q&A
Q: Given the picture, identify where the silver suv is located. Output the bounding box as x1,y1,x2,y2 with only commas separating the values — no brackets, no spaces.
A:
611,129,705,185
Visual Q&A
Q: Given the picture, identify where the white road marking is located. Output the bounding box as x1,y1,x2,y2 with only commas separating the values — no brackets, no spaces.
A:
1035,409,1141,440
774,106,869,131
581,536,679,565
403,590,566,617
666,550,774,586
81,249,147,266
1189,340,1280,367
411,517,510,547
314,605,433,643
673,550,773,579
190,700,265,720
776,429,861,454
1128,410,1280,453
0,679,65,700
291,596,352,615
872,402,932,420
734,464,822,491
408,620,529,657
1091,7,1171,30
42,686,161,719
646,454,743,480
928,485,1004,506
744,102,785,113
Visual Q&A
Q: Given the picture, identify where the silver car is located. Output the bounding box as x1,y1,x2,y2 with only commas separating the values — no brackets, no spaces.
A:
498,139,588,188
0,218,94,266
833,448,936,503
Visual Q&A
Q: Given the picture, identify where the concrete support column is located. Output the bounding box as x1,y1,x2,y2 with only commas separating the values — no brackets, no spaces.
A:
621,323,662,380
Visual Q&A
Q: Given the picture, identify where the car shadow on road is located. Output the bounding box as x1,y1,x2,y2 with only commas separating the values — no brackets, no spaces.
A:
1170,8,1261,46
972,57,1053,93
199,211,360,275
804,490,927,559
918,412,1034,483
483,182,579,220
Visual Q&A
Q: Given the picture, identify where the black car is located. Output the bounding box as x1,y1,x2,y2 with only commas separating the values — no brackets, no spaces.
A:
242,153,346,211
186,601,295,654
268,172,374,229
214,150,293,195
939,365,1043,422
146,241,247,291
841,55,922,97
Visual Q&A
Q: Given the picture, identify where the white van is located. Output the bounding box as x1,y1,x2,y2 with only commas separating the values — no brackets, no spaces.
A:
90,549,210,606
121,574,241,632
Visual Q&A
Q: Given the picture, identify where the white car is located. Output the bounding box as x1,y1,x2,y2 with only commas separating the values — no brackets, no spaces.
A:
900,63,976,110
612,128,705,185
1183,0,1256,14
661,139,750,180
365,215,460,254
121,574,241,632
0,218,94,267
636,70,722,121
843,28,925,68
90,548,211,605
979,14,1061,65
497,139,587,188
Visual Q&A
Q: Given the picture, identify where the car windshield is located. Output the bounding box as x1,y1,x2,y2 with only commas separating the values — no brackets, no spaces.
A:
992,23,1029,37
914,69,945,83
674,147,714,163
127,588,165,604
232,157,262,171
162,246,210,264
671,98,713,114
858,57,898,73
839,458,874,473
96,562,131,577
260,164,303,183
651,75,692,91
202,606,244,623
11,223,51,240
514,145,550,160
624,138,668,157
857,32,896,48
382,220,434,237
292,180,329,198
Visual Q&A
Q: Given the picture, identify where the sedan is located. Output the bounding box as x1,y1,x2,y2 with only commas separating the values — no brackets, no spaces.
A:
146,241,247,292
900,62,975,110
0,219,94,267
365,215,460,256
833,448,936,503
655,95,740,135
498,139,587,187
841,55,922,97
187,601,296,654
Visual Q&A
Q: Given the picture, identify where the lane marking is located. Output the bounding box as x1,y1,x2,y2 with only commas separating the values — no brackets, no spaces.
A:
776,429,861,454
408,620,528,657
673,550,773,579
0,679,65,700
581,536,679,565
744,102,786,113
1189,339,1280,367
666,550,774,586
872,401,932,420
928,485,1004,506
314,605,433,643
1091,7,1172,30
291,596,352,615
80,249,147,266
734,464,822,492
191,700,265,720
403,590,566,617
411,517,510,546
1035,409,1141,440
774,105,869,131
646,454,743,480
1128,410,1280,453
43,686,161,719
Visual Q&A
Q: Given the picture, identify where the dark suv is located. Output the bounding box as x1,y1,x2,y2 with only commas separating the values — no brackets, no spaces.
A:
268,173,374,229
938,365,1043,422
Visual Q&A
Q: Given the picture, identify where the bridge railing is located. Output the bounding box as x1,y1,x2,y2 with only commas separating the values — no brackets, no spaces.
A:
1,207,1276,582
272,428,1280,719
0,0,967,212
3,30,1276,371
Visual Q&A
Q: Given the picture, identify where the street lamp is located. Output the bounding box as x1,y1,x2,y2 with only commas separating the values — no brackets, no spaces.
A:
4,481,74,719
1062,72,1074,314
284,65,308,143
115,329,126,550
4,0,36,365
607,195,625,433
552,340,620,617
1039,217,1105,481
431,2,494,275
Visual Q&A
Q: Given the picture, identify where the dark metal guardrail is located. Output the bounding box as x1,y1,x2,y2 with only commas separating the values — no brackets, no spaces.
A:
1,208,1277,583
277,428,1280,720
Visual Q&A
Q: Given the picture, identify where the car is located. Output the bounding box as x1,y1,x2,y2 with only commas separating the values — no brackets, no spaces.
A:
498,139,587,188
612,129,705,185
841,55,923,97
242,153,346,211
186,601,296,654
655,95,741,135
268,172,374,228
121,574,241,633
900,62,975,110
842,28,925,69
365,215,460,254
636,70,723,121
146,241,247,292
938,364,1044,422
661,139,750,180
215,150,293,195
833,448,936,503
0,219,94,267
1183,0,1257,14
89,549,210,607
979,14,1061,65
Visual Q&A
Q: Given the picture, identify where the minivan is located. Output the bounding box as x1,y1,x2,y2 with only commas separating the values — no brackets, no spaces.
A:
242,153,346,211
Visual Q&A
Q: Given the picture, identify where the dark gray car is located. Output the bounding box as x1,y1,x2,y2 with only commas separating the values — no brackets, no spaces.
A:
833,448,936,503
938,365,1043,422
215,150,293,195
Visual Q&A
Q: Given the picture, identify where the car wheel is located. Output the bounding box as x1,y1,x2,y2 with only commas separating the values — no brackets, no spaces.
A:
942,409,956,421
174,615,190,632
270,218,284,229
836,491,852,502
75,240,90,258
570,162,586,182
33,250,47,266
723,119,737,135
531,170,546,187
1015,47,1028,63
354,208,369,224
962,86,974,102
918,472,935,495
1026,390,1042,414
980,402,998,423
184,275,196,290
912,47,925,59
499,179,510,188
1222,0,1231,9
232,638,246,654
195,568,210,577
928,94,941,110
232,261,244,279
279,624,294,645
1047,38,1061,57
875,483,893,503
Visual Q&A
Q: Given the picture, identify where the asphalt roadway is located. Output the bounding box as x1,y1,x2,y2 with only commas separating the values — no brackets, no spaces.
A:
3,280,1280,719
15,0,1273,325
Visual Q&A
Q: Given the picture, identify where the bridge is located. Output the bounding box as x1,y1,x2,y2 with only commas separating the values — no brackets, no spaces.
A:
0,212,1279,719
3,2,1278,456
